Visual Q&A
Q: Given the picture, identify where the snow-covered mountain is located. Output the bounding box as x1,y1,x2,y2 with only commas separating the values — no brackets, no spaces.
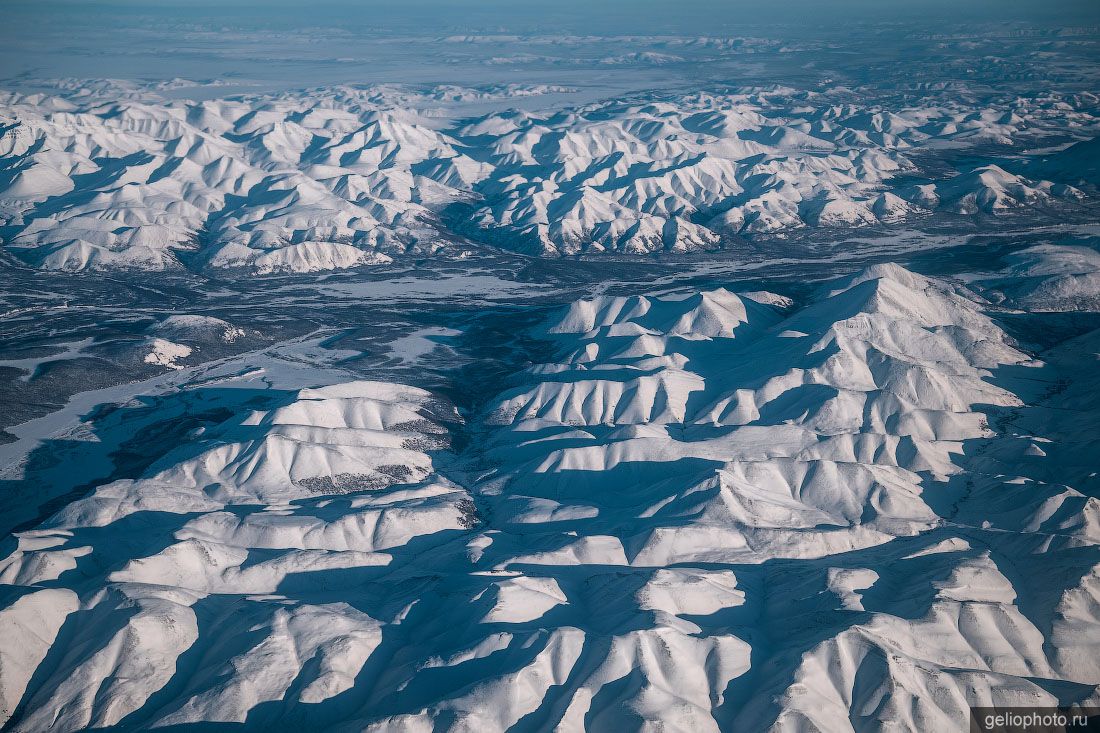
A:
2,262,1098,731
1,83,1096,271
2,8,1099,730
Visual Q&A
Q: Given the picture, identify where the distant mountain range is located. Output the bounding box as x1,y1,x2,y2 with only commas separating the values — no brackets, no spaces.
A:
1,82,1096,272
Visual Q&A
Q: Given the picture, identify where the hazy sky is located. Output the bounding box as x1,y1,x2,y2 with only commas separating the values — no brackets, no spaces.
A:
6,0,1099,35
2,0,1097,97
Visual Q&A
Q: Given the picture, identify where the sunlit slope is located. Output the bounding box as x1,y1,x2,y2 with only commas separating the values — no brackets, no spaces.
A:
1,85,1095,270
1,263,1097,731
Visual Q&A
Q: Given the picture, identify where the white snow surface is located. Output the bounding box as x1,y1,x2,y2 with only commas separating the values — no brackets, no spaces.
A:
995,243,1100,312
2,263,1099,731
1,84,1096,270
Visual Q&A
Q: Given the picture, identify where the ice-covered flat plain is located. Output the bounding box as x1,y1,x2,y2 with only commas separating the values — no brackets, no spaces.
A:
1,1,1100,731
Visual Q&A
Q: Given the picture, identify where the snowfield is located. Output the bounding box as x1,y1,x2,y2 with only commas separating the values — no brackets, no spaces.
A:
1,263,1098,731
2,5,1100,731
1,82,1097,271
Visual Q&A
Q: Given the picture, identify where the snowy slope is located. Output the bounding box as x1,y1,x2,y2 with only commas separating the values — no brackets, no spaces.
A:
2,264,1098,731
989,243,1100,312
1,83,1097,270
